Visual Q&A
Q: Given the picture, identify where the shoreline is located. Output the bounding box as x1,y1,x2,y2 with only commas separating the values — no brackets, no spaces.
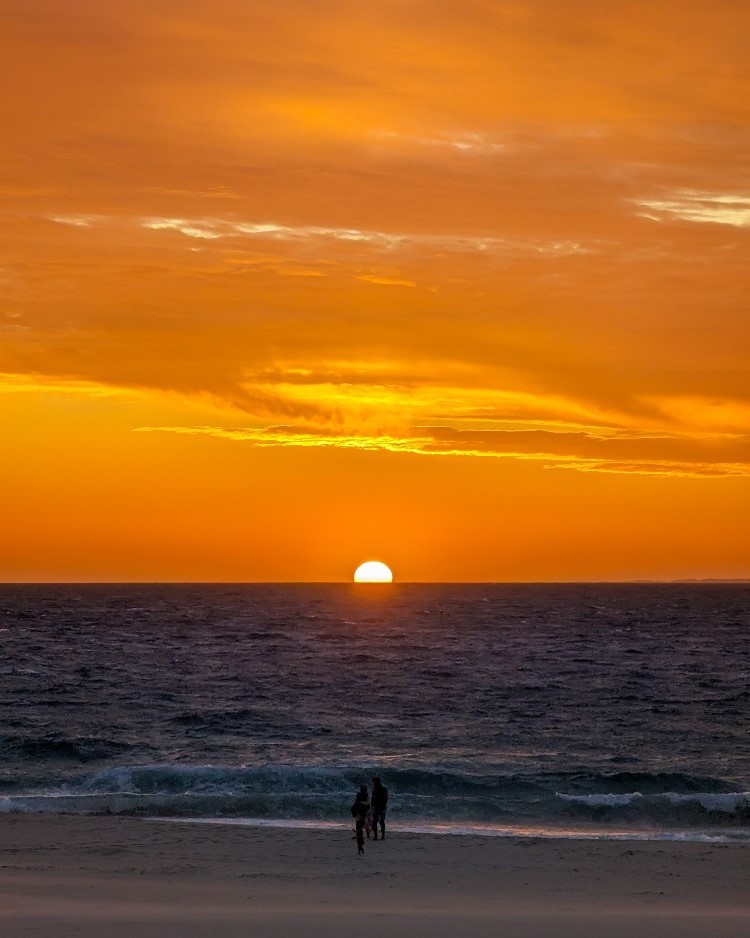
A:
2,814,748,936
3,802,749,844
153,814,750,843
3,805,748,844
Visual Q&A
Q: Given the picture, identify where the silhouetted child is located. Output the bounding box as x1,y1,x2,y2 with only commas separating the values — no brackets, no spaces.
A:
350,784,370,854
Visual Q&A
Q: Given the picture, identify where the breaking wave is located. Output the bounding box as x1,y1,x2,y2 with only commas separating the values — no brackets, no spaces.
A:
1,764,748,836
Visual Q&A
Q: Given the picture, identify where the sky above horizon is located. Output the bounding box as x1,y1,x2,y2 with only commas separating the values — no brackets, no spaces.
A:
1,0,748,581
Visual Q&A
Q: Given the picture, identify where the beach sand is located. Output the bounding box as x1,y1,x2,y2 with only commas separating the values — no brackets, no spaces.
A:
1,815,748,937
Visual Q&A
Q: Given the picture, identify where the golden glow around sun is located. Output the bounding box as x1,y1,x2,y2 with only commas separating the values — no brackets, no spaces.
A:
353,561,393,583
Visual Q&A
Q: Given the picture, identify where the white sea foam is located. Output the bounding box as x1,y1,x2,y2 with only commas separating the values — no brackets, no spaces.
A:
556,790,750,813
557,792,641,807
663,792,750,812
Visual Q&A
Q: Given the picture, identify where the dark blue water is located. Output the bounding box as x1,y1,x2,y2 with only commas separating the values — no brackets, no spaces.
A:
1,584,748,840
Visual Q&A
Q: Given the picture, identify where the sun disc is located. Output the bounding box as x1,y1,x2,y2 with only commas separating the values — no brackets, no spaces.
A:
353,561,393,583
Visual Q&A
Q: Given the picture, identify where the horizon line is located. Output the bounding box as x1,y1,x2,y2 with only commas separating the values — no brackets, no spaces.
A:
0,576,750,587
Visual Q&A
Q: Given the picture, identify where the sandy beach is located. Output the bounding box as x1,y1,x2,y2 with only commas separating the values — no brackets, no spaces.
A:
1,815,748,937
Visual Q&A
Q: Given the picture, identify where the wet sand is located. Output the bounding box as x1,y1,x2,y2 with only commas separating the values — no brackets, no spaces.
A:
1,815,748,937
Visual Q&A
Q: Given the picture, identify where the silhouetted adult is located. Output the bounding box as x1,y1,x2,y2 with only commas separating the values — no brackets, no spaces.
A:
371,776,388,840
351,784,370,854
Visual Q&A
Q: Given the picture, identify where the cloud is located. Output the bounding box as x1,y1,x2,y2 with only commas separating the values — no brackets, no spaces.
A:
634,190,750,227
375,129,507,154
550,460,749,479
357,274,416,287
233,365,632,431
5,3,749,487
48,214,103,228
48,213,593,257
0,372,126,397
143,186,238,200
134,423,750,479
141,218,223,240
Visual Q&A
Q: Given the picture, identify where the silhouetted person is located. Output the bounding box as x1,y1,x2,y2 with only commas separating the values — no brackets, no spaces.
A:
371,776,388,840
351,784,370,854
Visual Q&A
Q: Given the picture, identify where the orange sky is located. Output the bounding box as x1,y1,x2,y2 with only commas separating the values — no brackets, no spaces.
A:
1,0,748,581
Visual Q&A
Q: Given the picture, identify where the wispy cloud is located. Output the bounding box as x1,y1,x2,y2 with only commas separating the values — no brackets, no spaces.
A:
634,190,750,227
375,129,507,154
48,214,104,228
134,423,750,479
0,372,125,397
550,460,750,479
142,218,223,240
357,274,416,287
143,186,239,200
48,214,592,257
235,366,625,430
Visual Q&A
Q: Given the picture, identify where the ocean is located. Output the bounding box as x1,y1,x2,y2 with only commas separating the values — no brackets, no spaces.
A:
1,583,748,841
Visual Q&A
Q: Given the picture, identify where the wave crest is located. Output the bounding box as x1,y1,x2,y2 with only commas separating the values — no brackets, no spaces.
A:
1,763,748,834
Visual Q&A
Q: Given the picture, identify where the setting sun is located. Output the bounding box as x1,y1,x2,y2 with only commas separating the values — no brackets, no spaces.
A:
353,561,393,583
